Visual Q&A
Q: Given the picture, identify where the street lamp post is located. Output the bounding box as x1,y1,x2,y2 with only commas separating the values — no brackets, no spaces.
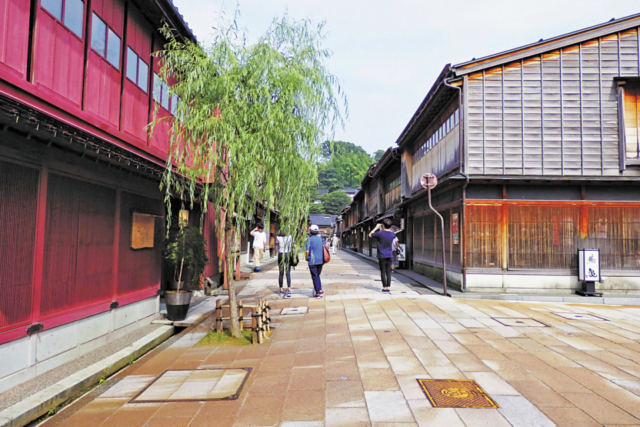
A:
420,173,449,297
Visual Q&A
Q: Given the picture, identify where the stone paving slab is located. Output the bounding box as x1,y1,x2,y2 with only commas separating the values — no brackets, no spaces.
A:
37,251,640,427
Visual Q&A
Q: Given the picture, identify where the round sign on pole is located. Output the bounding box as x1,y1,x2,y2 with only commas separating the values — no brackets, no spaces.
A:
420,173,438,189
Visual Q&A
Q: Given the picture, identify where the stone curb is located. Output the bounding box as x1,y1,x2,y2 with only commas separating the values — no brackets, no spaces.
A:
0,325,174,427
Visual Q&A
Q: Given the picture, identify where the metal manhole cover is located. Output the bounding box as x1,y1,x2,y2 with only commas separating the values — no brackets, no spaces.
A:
281,307,309,315
130,368,251,402
417,379,500,409
492,317,548,327
553,312,609,321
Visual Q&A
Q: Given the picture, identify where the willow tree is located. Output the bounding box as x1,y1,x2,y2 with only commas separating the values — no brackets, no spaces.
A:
154,17,345,337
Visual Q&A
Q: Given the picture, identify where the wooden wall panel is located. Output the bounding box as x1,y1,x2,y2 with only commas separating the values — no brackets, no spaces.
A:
120,5,151,142
34,7,85,107
0,0,30,79
84,0,125,126
465,26,640,177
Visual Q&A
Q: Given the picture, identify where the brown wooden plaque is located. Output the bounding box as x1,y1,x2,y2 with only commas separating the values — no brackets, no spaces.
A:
132,212,155,249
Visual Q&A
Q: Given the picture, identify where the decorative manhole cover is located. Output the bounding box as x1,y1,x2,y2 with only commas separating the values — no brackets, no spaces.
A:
553,312,609,321
130,368,251,402
417,379,500,409
492,317,548,327
281,307,309,315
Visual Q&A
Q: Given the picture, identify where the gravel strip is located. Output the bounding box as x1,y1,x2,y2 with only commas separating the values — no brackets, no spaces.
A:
0,323,164,412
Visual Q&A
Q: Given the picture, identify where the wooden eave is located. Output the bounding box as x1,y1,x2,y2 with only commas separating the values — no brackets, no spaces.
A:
395,65,458,149
453,13,640,76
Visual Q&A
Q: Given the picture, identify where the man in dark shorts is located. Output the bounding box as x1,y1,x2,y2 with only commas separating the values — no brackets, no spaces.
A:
369,218,396,293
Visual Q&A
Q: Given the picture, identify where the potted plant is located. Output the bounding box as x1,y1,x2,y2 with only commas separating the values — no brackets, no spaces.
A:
163,223,208,321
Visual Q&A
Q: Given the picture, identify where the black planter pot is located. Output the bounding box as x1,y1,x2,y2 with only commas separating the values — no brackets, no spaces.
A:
165,290,192,321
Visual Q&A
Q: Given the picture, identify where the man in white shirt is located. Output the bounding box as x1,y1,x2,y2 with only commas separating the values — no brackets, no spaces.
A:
331,234,339,255
250,224,267,272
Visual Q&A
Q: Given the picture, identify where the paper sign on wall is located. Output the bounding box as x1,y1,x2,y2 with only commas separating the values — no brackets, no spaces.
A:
452,213,459,245
132,212,155,249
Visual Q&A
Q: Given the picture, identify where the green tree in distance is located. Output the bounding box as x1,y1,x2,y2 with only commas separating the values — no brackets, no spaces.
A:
308,203,325,214
321,190,351,215
373,150,385,162
319,141,374,188
155,16,345,337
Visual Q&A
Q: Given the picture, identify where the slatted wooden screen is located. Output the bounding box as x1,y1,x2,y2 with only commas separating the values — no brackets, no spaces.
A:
587,207,640,270
41,175,116,318
0,161,38,332
508,206,579,270
465,205,501,268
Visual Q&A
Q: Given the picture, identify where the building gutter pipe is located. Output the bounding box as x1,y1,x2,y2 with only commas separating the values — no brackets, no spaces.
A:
460,171,469,292
443,76,463,172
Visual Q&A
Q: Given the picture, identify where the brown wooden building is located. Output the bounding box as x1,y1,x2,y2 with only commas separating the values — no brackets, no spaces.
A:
347,14,640,295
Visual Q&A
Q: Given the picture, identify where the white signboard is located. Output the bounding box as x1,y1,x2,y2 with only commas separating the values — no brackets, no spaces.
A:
397,244,406,262
578,249,600,282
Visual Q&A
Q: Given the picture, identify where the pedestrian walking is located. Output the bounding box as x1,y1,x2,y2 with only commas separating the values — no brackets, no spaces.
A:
369,218,395,293
306,224,325,298
276,231,293,298
250,224,267,272
331,234,339,255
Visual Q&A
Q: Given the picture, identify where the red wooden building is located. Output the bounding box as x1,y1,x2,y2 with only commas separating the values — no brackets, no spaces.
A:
0,0,218,392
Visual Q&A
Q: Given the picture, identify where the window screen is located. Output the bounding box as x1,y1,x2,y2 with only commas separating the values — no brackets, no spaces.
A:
64,0,84,37
91,13,106,56
107,29,121,69
161,81,170,110
137,59,148,92
623,82,640,160
126,47,137,82
41,0,63,20
153,73,162,103
171,94,179,115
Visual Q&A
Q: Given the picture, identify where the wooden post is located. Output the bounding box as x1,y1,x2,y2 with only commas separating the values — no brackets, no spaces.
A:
263,300,270,332
215,299,223,333
256,302,264,344
238,300,244,332
251,307,258,344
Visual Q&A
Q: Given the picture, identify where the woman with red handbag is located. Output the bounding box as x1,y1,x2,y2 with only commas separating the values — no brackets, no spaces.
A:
306,224,325,299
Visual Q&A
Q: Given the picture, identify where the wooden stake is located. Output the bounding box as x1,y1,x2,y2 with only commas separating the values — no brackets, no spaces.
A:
238,300,244,332
251,307,258,344
215,299,223,333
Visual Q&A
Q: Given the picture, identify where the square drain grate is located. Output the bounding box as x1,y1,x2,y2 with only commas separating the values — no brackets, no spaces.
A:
281,307,308,315
553,312,609,321
130,368,251,403
417,379,500,409
492,317,548,327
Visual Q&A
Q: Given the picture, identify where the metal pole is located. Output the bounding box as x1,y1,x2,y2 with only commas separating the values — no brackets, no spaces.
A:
427,186,448,297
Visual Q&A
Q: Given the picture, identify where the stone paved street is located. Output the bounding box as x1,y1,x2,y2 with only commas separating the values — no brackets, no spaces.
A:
41,252,640,427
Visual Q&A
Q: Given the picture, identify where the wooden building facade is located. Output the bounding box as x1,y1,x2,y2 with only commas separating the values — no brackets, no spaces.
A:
0,0,220,392
347,14,640,295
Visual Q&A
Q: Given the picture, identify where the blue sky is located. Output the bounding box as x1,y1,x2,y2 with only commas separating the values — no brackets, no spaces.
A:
173,0,640,155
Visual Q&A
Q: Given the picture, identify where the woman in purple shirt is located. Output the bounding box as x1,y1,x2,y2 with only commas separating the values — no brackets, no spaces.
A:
369,218,396,293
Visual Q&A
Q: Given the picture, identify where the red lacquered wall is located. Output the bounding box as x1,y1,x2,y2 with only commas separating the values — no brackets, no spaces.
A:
0,0,30,79
84,0,125,127
40,175,116,318
0,161,38,333
120,4,151,142
33,1,85,107
117,191,163,296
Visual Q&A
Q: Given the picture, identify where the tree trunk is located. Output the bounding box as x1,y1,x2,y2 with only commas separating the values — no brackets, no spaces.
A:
225,224,242,338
